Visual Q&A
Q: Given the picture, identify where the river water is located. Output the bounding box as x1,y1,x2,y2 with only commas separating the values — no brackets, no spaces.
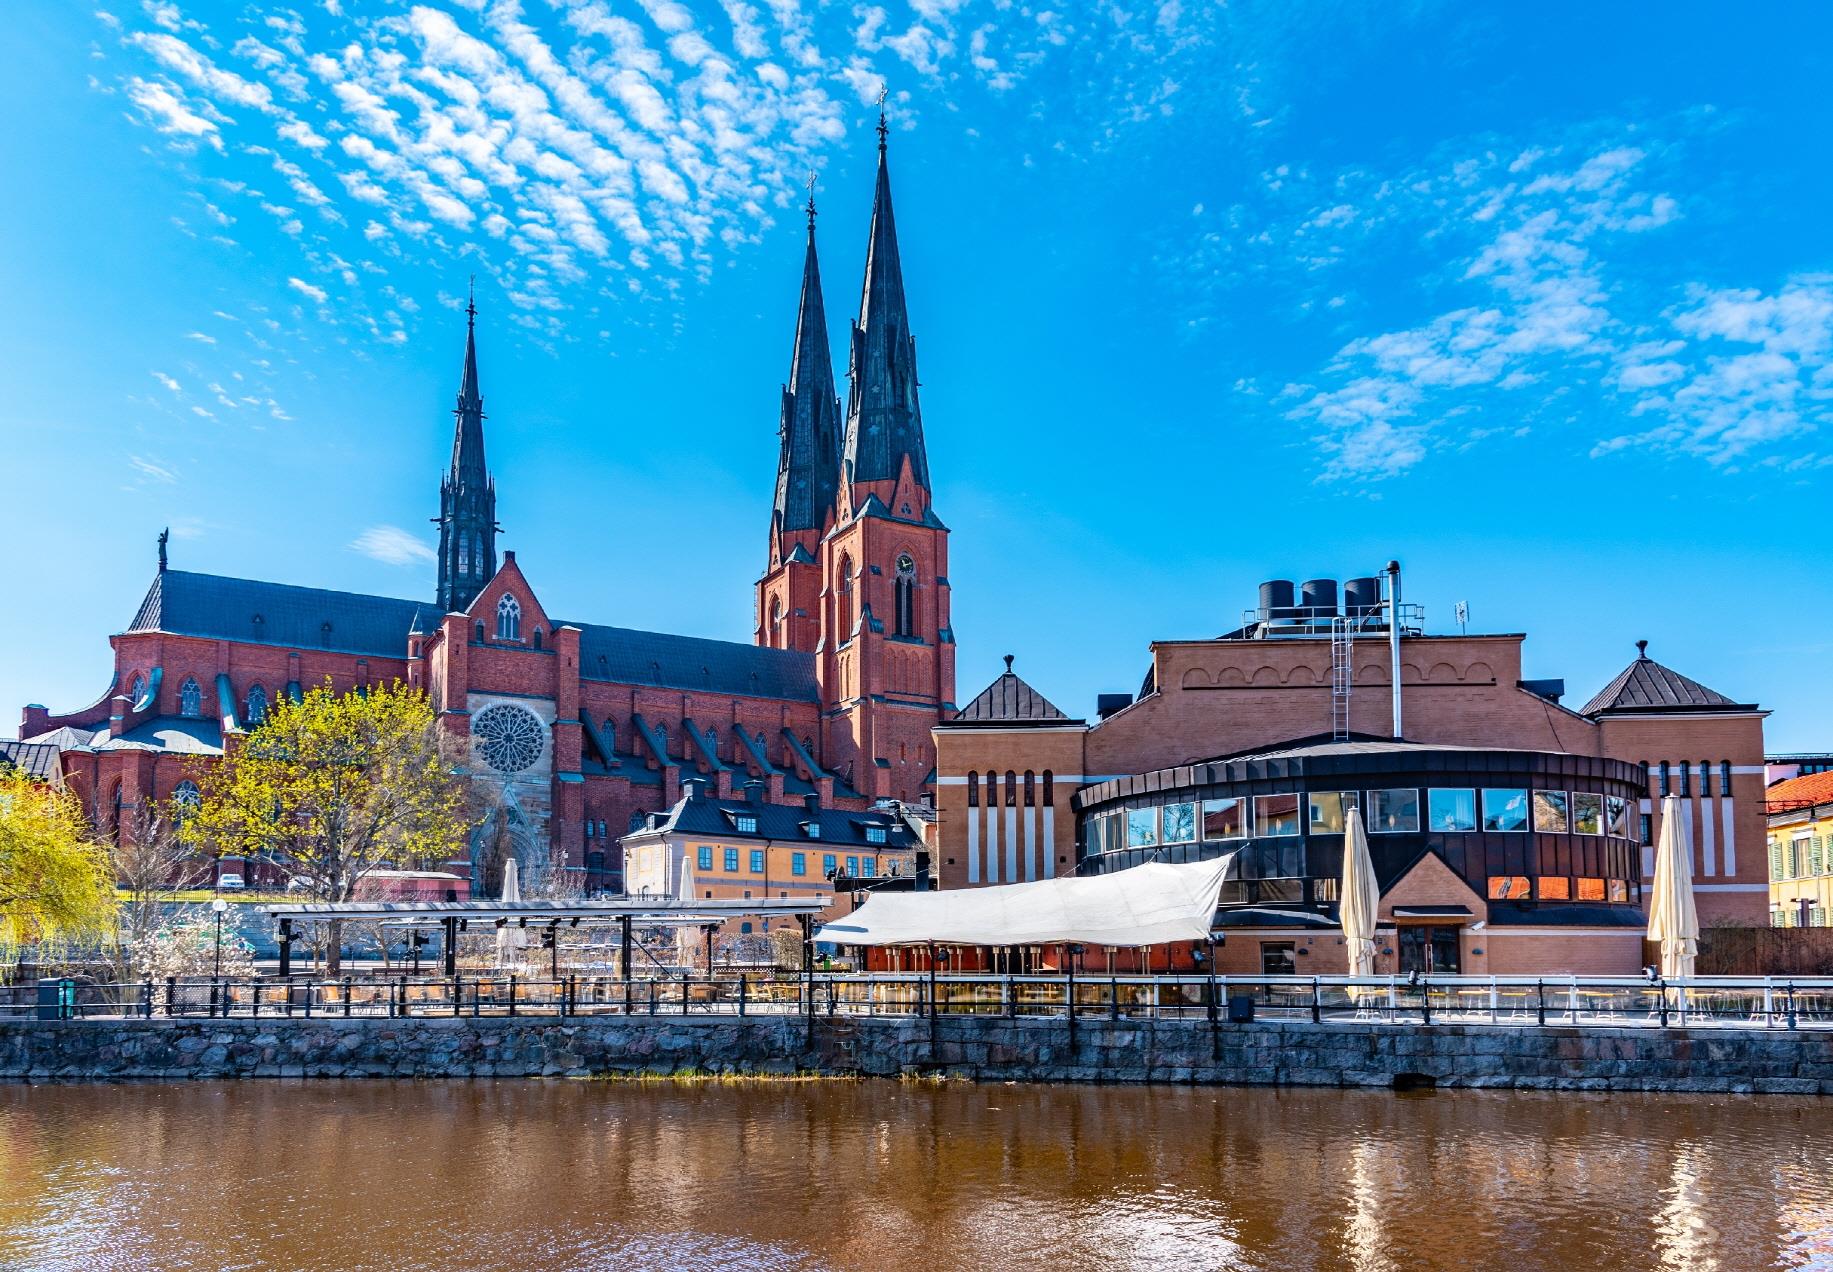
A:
1,1080,1829,1270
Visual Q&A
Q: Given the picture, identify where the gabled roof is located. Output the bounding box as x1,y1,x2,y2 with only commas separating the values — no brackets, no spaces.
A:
1580,642,1753,716
1767,771,1833,814
23,725,106,752
629,786,920,852
950,657,1082,726
0,739,62,782
128,570,424,659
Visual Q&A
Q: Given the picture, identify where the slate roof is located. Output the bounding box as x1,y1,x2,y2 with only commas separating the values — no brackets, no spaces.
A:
23,725,106,751
1767,771,1833,814
950,657,1080,726
0,739,62,782
122,569,819,703
1579,643,1752,716
128,570,424,659
629,787,921,851
573,624,818,702
97,717,224,755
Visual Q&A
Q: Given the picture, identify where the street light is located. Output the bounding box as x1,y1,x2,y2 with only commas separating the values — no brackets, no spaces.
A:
211,898,228,978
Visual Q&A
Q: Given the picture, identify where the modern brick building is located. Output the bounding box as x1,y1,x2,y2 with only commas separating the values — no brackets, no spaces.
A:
15,125,954,896
933,570,1769,977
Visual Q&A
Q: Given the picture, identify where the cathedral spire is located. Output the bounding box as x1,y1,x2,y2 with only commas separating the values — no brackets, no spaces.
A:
771,175,842,549
436,284,498,613
843,101,930,494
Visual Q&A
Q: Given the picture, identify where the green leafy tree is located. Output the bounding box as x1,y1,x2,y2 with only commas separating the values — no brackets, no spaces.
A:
0,768,116,963
184,680,472,973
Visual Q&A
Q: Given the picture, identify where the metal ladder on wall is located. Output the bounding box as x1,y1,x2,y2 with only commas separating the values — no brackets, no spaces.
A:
1330,617,1353,740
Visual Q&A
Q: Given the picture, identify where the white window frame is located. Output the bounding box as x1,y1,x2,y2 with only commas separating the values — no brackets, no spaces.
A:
1426,787,1477,833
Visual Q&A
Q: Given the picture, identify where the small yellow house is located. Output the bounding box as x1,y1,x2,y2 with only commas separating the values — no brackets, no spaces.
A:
1766,772,1833,927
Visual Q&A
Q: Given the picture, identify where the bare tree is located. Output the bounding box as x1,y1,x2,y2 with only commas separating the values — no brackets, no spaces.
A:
110,803,209,978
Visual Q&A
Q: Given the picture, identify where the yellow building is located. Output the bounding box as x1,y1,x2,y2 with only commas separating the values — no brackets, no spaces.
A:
1766,772,1833,927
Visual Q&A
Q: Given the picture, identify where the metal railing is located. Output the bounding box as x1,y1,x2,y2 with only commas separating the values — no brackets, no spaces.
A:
6,973,1833,1029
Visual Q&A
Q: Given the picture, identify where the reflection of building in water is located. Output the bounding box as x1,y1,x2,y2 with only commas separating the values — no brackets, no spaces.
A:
933,573,1768,976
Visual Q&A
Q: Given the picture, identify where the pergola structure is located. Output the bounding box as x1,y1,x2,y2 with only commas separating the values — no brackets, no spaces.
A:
262,898,828,979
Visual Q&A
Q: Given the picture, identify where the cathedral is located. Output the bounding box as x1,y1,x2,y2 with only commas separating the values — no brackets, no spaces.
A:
16,124,955,894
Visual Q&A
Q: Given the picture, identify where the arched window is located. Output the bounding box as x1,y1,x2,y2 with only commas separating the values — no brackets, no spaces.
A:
475,621,486,644
247,683,268,724
109,781,124,845
532,628,543,651
771,597,784,648
179,677,201,718
894,553,916,637
968,773,979,807
1024,770,1036,807
1043,770,1055,805
837,556,854,639
126,673,144,707
458,534,469,574
496,593,521,641
1005,770,1018,806
172,780,201,821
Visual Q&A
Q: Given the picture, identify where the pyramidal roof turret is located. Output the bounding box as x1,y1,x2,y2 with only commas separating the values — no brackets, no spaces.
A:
843,103,930,493
436,282,498,613
771,183,842,545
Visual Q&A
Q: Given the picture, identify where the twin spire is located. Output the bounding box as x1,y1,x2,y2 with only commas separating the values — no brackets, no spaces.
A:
771,109,929,556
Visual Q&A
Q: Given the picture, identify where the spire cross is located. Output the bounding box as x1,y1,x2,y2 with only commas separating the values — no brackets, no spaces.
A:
466,275,477,326
805,168,817,228
876,85,888,149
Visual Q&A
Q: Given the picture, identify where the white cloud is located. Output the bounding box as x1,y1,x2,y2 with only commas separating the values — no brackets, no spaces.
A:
129,454,178,483
350,524,436,566
287,276,328,303
151,371,181,391
185,330,216,343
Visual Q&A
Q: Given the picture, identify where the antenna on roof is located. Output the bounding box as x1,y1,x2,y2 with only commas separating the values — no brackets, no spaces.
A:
1454,601,1468,635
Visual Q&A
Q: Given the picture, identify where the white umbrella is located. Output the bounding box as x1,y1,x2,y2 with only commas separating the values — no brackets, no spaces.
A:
496,857,525,968
1647,793,1699,980
1340,805,1380,979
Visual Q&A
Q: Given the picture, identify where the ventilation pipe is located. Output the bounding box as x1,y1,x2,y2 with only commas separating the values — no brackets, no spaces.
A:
1385,560,1403,739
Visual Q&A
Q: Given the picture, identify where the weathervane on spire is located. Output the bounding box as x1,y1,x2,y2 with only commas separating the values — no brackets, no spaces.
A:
466,274,477,327
876,85,889,149
805,168,818,228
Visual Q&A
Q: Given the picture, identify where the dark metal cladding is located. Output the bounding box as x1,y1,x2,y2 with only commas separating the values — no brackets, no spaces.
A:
843,132,930,492
436,292,498,614
772,214,842,539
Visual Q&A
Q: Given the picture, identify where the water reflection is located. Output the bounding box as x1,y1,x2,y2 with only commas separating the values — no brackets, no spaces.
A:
0,1082,1827,1271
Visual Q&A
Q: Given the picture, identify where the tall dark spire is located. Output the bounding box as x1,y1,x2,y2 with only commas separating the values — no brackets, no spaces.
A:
843,105,930,493
435,282,498,613
772,176,842,547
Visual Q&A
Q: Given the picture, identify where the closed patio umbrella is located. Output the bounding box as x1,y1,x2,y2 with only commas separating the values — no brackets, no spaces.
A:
496,857,525,967
1340,805,1380,979
1647,794,1699,980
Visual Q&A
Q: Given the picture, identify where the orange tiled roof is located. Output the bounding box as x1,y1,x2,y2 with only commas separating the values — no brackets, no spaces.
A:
1767,771,1833,814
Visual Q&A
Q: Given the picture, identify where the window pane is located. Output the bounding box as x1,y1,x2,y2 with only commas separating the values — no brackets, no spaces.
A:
1572,793,1603,835
1576,877,1606,901
750,849,765,872
1254,794,1300,837
724,848,739,871
1532,790,1570,834
1608,879,1629,903
1202,797,1246,839
1256,878,1302,904
1537,876,1572,901
792,853,806,876
1308,792,1356,834
1483,788,1529,832
1163,802,1196,844
1488,875,1530,900
1606,796,1630,838
1368,789,1420,833
1427,789,1477,832
1125,807,1159,848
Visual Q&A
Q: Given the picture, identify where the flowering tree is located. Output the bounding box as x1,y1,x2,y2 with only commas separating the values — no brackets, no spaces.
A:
129,908,256,982
0,769,115,963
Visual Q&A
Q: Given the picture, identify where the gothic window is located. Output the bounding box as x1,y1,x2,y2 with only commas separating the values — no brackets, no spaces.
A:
532,628,543,651
179,677,201,718
475,622,486,644
894,553,916,637
838,556,855,638
473,703,544,773
247,683,267,724
172,780,201,822
110,781,124,845
459,534,470,574
771,597,784,648
127,674,144,707
496,593,522,641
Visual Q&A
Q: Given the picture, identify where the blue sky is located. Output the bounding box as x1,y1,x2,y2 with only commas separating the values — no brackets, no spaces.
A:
4,2,1829,749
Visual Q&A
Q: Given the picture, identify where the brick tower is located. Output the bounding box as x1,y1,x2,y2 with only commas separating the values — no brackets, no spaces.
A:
821,110,955,801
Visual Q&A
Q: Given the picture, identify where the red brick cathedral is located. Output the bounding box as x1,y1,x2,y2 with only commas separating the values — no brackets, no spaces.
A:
17,127,955,894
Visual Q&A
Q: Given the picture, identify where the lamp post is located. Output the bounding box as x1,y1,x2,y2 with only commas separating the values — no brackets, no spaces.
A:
211,898,228,978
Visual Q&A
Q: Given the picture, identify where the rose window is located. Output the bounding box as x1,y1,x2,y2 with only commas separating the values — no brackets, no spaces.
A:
473,704,544,774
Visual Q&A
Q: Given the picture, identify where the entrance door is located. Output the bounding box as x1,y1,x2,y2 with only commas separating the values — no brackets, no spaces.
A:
1398,926,1461,974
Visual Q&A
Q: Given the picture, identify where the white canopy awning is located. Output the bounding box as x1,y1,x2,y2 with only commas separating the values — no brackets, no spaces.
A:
816,854,1235,949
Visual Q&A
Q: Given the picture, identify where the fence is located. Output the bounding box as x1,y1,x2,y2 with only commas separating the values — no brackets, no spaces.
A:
7,972,1833,1030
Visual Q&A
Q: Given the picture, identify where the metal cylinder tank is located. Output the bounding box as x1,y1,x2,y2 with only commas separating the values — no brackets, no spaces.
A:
1258,579,1295,620
1300,578,1338,616
1343,576,1381,619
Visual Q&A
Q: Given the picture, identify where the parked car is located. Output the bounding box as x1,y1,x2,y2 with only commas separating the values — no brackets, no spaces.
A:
216,873,246,890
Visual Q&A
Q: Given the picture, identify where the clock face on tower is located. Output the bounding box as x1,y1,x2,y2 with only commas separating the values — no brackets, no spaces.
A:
472,703,545,774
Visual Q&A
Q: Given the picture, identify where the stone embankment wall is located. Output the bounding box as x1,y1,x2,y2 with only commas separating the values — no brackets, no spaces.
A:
3,1016,1831,1094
